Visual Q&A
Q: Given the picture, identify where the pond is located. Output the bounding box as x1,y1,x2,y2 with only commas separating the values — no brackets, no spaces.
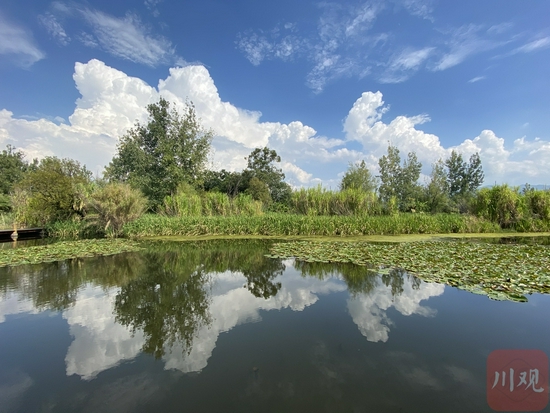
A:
1,238,549,412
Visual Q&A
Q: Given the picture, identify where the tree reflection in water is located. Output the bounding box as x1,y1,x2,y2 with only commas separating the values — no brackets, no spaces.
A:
0,238,425,359
295,260,421,299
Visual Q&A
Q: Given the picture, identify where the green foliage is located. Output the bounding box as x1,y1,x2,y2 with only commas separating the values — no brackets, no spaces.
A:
0,194,11,213
0,145,37,212
377,145,422,211
290,186,380,216
0,145,27,195
162,182,202,217
13,157,92,226
445,150,484,198
472,185,524,228
203,169,252,198
122,212,499,238
86,182,148,237
0,239,142,267
0,212,14,230
340,160,377,193
45,219,92,239
524,187,550,220
232,193,264,216
162,184,263,217
105,98,213,207
246,176,272,205
471,185,550,230
423,159,450,213
245,147,291,203
202,169,249,197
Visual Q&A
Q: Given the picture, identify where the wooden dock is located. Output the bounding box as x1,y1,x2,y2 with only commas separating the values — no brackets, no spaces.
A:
0,227,45,241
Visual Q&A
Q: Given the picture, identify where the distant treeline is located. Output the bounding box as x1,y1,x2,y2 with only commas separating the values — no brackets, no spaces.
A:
1,97,548,237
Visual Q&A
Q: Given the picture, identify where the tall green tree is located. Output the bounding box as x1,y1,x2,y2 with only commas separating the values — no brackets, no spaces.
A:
400,151,423,210
424,159,450,213
203,169,250,197
340,160,377,192
377,145,422,211
245,147,291,203
466,152,484,192
105,98,213,207
445,150,484,197
445,150,468,197
377,145,401,204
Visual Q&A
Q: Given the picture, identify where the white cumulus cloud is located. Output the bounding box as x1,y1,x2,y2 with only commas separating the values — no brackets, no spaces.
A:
1,60,549,187
342,90,550,185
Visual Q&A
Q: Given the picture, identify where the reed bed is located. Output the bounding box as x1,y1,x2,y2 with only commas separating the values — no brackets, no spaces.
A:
162,192,263,217
290,187,380,216
123,213,500,238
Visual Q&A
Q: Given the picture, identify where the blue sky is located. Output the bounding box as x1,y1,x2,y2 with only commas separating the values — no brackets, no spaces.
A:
0,0,549,187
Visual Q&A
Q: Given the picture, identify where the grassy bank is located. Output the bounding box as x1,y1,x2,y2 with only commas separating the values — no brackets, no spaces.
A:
122,213,501,238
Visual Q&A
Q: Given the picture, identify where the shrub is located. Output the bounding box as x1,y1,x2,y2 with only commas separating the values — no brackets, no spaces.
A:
472,185,524,228
12,157,92,226
87,182,147,237
525,189,550,220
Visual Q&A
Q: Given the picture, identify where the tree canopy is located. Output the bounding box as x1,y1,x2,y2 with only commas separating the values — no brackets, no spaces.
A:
0,145,37,211
13,157,92,225
377,145,422,211
245,147,291,203
445,150,484,197
340,160,377,193
105,98,213,207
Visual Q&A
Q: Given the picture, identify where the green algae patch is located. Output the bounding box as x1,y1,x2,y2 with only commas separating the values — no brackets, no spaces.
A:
268,240,550,302
0,239,143,267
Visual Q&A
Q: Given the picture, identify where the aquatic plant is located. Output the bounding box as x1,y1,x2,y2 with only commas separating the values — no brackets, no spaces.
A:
267,240,550,302
0,238,143,267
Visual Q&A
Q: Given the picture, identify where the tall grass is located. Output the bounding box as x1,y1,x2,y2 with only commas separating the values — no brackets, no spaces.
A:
0,212,14,230
123,213,500,238
290,186,380,216
162,191,263,217
45,219,91,239
472,185,550,229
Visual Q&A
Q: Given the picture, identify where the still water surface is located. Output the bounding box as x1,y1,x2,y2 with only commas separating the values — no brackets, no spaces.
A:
1,239,549,412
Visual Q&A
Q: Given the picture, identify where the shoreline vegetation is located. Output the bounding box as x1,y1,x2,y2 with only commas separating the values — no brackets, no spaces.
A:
2,98,550,301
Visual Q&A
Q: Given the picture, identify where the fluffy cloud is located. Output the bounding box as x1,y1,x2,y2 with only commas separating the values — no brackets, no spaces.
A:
64,286,145,380
1,59,549,186
347,277,444,343
0,13,45,68
342,91,550,185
